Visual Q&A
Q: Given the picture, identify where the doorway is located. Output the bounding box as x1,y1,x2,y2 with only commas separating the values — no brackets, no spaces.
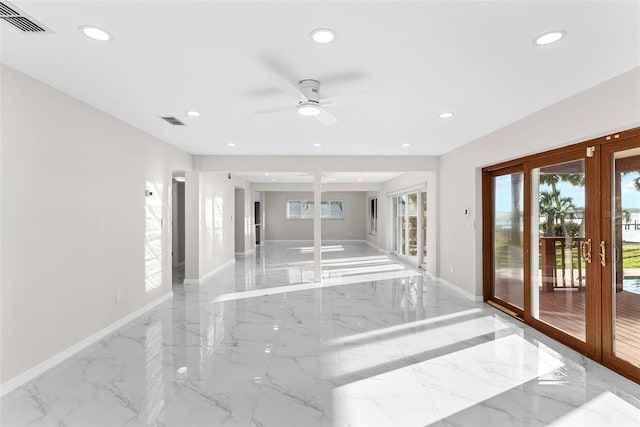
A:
391,190,427,269
483,127,640,383
171,176,186,284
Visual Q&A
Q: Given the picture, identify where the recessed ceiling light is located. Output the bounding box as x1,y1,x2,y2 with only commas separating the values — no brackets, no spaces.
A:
298,103,321,116
264,172,270,176
186,111,201,117
313,143,322,147
357,178,363,182
227,142,236,147
401,143,411,148
173,176,186,183
271,178,277,182
79,25,111,41
439,112,454,119
310,28,336,44
534,30,566,46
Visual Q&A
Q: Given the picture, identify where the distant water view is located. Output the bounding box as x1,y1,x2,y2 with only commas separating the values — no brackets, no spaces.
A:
623,212,640,243
624,279,640,295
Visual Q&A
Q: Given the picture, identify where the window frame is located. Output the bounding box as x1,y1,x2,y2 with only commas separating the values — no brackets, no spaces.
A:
286,199,344,220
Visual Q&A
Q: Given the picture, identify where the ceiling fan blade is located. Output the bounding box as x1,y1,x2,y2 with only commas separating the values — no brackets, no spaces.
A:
320,91,369,107
270,78,308,102
315,109,339,125
320,70,366,86
254,105,296,114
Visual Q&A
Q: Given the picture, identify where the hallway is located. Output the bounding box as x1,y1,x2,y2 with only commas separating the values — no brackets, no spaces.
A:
2,242,639,426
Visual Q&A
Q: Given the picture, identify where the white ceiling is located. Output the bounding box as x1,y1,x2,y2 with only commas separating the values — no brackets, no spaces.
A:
2,1,639,156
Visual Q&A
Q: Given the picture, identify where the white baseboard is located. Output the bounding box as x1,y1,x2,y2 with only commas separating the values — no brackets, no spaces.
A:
183,258,235,285
263,239,368,243
0,292,173,397
437,278,483,302
263,239,311,243
363,240,385,252
235,248,256,256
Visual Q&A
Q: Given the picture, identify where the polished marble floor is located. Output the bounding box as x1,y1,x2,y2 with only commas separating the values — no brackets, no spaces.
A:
2,241,640,426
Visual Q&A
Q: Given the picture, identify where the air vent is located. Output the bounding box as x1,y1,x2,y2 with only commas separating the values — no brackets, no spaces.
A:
160,116,185,126
0,1,53,33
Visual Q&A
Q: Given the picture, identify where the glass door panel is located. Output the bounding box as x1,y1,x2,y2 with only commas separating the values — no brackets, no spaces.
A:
421,192,427,269
493,173,524,309
407,193,418,262
610,148,640,368
392,197,399,253
400,195,407,256
531,159,587,341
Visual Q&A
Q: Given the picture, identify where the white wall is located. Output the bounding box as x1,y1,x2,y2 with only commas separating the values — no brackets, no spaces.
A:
439,66,640,297
0,65,193,384
264,191,367,241
198,172,234,278
184,172,254,282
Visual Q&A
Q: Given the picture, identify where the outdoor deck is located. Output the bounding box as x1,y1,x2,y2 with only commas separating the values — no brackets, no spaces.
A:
494,275,640,367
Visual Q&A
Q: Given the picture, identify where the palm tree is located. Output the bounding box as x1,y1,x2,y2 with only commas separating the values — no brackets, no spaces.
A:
539,190,557,236
511,174,522,245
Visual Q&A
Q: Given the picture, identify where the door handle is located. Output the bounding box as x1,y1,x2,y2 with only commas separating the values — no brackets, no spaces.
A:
581,239,592,264
600,241,606,267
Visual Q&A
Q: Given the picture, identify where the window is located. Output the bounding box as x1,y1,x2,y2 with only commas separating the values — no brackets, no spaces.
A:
286,200,344,219
369,197,378,234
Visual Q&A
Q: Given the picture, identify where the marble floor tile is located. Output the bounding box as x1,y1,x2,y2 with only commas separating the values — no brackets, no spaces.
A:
2,241,639,426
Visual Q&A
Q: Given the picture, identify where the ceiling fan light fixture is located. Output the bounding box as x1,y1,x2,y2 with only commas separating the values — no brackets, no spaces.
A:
534,30,566,46
439,111,454,119
297,103,321,116
310,28,335,44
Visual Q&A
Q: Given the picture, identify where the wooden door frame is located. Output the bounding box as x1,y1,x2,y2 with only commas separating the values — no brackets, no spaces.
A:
522,146,598,358
482,164,525,317
600,134,640,383
482,126,640,384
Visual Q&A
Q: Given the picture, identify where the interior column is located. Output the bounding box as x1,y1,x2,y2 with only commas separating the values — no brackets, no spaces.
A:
314,171,322,281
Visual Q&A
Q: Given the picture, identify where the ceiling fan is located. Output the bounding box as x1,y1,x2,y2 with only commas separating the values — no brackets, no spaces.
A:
254,79,338,125
254,78,367,125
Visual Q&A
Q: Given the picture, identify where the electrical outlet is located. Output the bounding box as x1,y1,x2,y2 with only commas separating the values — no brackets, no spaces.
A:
116,291,122,304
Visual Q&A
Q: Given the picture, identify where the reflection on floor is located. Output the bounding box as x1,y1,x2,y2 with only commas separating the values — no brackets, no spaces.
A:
2,242,640,426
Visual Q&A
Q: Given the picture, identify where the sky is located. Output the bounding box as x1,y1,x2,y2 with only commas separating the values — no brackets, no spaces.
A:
494,172,640,213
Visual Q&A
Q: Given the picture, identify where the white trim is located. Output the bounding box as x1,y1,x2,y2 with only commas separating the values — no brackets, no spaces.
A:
183,258,235,285
385,183,427,197
437,278,483,302
235,248,256,256
262,239,376,245
364,240,385,252
0,292,173,397
263,239,311,243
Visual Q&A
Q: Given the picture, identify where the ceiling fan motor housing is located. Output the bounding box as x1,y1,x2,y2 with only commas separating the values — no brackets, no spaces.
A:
298,79,320,104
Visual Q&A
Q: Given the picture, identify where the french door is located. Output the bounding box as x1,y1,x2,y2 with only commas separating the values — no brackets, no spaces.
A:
391,191,427,268
601,139,640,377
483,127,640,383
